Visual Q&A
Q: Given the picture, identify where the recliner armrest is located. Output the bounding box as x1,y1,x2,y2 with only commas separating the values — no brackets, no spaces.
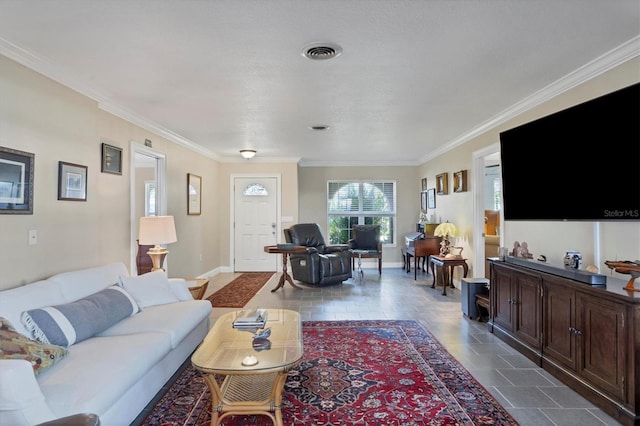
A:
325,244,350,253
292,247,318,255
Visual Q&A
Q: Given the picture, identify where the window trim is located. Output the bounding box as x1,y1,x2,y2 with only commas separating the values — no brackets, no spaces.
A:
327,180,397,246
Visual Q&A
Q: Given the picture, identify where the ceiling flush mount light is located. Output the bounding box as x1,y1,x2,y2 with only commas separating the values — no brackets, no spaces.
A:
240,149,257,159
301,42,342,60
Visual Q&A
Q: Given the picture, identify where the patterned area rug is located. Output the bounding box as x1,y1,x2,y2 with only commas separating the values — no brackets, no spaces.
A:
139,320,518,425
206,272,274,308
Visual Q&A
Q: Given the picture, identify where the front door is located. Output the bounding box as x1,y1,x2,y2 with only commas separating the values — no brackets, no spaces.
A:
233,176,278,272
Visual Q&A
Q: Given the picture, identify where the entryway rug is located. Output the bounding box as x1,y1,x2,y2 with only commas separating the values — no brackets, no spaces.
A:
139,320,518,425
206,272,274,308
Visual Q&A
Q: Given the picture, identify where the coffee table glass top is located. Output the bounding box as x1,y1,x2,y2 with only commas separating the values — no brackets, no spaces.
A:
191,309,302,374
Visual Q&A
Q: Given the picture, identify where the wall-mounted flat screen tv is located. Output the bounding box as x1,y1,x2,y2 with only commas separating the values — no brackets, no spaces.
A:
499,82,639,221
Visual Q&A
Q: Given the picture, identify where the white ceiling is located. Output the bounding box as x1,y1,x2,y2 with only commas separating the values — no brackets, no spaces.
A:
0,1,638,166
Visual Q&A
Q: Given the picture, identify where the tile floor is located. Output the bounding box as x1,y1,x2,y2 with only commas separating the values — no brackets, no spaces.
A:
201,265,622,426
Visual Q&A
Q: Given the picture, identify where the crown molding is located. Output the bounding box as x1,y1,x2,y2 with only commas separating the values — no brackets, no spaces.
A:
0,36,219,160
97,102,219,160
2,34,637,167
0,37,112,102
419,35,640,164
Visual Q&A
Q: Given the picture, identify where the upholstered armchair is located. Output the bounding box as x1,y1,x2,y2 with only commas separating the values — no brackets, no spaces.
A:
284,223,352,286
348,224,382,275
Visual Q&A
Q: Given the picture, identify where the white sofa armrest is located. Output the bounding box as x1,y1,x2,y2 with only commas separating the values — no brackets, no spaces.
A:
167,278,194,301
0,359,56,425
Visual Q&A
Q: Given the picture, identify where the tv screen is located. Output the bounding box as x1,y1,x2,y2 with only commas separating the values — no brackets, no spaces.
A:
499,83,639,221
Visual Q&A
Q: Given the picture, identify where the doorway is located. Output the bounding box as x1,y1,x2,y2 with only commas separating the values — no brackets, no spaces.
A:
231,175,280,272
472,143,502,279
129,142,166,275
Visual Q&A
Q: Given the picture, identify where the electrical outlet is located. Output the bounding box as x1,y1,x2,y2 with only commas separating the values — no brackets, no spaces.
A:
29,229,37,245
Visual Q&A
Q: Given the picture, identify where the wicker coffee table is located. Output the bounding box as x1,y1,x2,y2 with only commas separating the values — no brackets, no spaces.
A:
191,309,302,426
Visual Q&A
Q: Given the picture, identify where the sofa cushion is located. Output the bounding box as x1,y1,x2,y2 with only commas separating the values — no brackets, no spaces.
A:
120,270,180,308
51,263,130,303
0,318,68,375
0,263,130,339
21,285,139,347
98,299,211,348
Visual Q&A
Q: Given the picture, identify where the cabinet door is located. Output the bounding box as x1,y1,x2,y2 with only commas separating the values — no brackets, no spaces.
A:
577,293,627,401
492,264,514,331
543,280,576,370
513,274,542,349
514,272,542,349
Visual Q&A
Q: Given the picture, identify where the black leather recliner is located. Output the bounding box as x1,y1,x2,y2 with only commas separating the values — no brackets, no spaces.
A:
284,223,352,286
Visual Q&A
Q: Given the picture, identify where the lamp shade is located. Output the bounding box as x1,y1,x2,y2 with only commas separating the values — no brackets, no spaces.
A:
434,222,459,237
138,216,177,246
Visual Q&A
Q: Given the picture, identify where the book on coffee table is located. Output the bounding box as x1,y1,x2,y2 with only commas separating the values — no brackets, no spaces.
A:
232,308,268,328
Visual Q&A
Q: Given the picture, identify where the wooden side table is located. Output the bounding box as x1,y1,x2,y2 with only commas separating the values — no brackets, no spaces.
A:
184,277,209,300
263,245,307,292
429,255,469,295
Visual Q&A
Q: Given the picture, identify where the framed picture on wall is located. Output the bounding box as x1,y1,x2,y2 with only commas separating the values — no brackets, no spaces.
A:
427,188,436,209
421,178,428,191
58,161,87,201
0,146,34,214
421,191,427,210
101,143,123,175
454,169,467,192
436,173,448,195
187,173,202,215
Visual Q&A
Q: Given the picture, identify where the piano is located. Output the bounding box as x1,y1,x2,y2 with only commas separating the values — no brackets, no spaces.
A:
404,226,441,280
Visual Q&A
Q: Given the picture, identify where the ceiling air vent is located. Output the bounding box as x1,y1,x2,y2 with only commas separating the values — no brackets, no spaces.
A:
309,125,330,131
302,43,342,60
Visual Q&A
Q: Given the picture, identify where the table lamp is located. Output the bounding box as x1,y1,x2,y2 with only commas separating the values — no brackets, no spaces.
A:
434,221,459,257
138,215,177,271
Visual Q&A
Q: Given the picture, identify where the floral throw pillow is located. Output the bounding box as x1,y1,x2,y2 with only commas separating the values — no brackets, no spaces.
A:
0,317,68,375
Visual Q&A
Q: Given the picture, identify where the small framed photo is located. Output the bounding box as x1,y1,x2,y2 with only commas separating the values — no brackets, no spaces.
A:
454,170,467,193
421,178,428,191
0,146,34,214
58,161,87,201
436,173,448,195
101,143,122,175
187,173,202,215
421,191,427,211
427,188,436,209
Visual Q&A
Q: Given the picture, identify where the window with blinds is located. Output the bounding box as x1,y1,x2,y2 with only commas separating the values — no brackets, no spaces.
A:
327,181,396,245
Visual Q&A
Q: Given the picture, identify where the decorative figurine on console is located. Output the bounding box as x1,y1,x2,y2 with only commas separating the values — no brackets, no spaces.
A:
510,241,533,259
604,260,640,292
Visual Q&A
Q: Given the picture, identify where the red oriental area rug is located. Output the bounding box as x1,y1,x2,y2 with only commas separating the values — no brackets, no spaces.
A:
139,320,518,425
206,272,274,308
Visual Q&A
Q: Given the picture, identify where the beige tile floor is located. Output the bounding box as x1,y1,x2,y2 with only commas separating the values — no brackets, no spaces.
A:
202,265,623,426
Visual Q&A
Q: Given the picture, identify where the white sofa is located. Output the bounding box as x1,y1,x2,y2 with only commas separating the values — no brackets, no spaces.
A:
0,263,212,426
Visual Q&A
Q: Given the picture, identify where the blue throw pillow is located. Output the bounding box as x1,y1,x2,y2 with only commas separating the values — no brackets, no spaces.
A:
21,285,139,347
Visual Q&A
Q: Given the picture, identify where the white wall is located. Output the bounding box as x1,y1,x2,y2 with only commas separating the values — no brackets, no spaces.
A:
0,56,221,289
